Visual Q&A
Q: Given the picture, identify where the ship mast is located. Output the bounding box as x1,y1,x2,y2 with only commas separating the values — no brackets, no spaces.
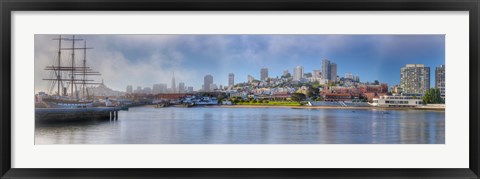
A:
83,41,87,98
43,35,101,100
65,35,83,99
51,35,69,96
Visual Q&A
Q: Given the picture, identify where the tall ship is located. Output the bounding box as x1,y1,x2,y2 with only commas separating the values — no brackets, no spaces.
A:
38,35,101,108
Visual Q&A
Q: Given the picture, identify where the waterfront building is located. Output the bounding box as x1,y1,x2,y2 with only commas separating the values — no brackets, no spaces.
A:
324,93,352,102
391,85,403,95
228,73,234,86
260,68,268,81
293,66,304,81
178,82,185,93
435,65,445,98
204,74,213,92
400,64,430,94
126,85,133,94
371,95,423,108
358,84,388,93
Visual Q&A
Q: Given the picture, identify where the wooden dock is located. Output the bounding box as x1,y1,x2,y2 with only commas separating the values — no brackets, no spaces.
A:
35,107,122,122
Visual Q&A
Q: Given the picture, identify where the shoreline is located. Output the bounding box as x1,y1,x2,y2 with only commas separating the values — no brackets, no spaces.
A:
205,104,445,111
142,103,445,111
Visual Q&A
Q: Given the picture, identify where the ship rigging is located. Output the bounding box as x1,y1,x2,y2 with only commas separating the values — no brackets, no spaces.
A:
42,35,101,106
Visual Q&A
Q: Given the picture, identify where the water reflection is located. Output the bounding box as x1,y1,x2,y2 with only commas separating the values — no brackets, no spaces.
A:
35,106,445,144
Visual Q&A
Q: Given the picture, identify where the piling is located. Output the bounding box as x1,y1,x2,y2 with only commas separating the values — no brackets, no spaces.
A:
35,107,122,123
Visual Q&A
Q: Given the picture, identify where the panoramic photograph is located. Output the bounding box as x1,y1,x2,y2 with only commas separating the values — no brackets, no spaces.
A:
34,34,445,144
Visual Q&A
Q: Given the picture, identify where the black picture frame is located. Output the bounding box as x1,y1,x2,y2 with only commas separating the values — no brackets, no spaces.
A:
1,0,479,178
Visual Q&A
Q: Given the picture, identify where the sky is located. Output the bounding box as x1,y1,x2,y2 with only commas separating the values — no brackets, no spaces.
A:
34,34,445,93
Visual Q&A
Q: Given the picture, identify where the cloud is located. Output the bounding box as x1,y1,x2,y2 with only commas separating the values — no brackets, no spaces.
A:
35,34,444,93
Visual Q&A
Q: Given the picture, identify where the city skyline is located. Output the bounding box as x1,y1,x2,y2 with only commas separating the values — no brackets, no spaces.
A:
34,35,445,93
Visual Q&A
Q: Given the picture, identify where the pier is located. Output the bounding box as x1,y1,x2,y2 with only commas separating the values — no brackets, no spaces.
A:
35,107,122,123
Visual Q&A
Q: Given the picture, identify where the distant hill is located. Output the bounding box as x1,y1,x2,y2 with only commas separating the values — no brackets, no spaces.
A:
88,83,125,97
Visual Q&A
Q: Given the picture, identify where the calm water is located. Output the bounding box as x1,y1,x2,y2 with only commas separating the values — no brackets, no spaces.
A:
35,106,445,144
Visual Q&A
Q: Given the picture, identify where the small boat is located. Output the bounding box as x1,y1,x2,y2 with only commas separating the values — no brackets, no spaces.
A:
155,103,168,108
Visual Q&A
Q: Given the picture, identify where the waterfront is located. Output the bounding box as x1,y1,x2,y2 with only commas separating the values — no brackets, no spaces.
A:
35,106,445,144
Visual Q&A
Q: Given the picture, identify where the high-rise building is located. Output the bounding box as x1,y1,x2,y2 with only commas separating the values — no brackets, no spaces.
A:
187,86,194,92
144,87,152,94
152,84,160,94
260,68,268,81
283,70,289,76
135,86,142,93
435,65,445,98
152,83,167,94
322,59,331,80
126,85,133,94
171,72,176,93
400,64,430,94
153,83,167,94
204,74,213,92
161,84,167,93
178,82,185,93
322,59,337,82
293,66,304,81
228,73,234,86
330,63,337,82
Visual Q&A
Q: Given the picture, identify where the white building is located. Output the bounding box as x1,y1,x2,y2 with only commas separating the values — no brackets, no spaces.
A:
371,95,423,108
400,64,430,94
293,66,304,81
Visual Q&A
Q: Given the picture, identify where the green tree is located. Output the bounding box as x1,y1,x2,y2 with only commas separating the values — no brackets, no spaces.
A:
232,99,239,104
291,93,306,102
423,90,430,104
423,88,444,104
307,86,319,98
